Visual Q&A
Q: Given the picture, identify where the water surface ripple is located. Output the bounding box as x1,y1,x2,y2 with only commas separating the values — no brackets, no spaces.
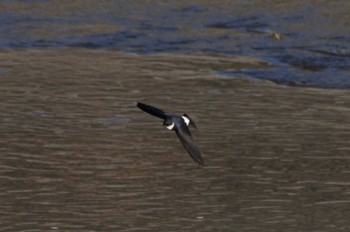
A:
0,0,350,88
0,49,349,231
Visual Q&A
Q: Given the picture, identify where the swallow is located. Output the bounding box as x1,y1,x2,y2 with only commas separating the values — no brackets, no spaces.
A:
137,102,204,166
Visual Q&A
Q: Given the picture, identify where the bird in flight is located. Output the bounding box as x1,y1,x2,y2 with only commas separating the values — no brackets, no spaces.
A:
137,102,205,166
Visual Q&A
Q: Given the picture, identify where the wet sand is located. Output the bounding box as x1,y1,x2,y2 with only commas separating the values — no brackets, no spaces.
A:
1,49,350,231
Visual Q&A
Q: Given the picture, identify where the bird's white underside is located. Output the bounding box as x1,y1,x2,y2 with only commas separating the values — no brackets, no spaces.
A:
166,123,175,130
181,116,190,125
165,116,189,130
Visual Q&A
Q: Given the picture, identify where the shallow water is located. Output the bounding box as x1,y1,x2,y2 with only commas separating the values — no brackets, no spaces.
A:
1,49,350,231
0,0,350,88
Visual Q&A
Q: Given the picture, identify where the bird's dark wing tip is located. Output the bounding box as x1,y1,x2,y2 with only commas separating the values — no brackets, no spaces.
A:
137,102,167,119
195,155,205,166
136,102,145,108
175,125,205,166
197,160,205,166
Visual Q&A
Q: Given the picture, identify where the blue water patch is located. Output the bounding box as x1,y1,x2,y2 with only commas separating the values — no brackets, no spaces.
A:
206,16,270,30
0,1,349,89
219,42,350,89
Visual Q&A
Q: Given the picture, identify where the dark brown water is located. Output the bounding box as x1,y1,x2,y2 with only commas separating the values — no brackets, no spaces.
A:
1,49,350,231
1,1,350,231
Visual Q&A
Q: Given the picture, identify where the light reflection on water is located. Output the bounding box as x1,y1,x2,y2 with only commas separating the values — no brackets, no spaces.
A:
0,49,350,231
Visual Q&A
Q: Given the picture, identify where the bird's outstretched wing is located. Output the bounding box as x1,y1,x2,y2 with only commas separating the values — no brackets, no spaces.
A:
175,123,204,166
137,102,167,119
